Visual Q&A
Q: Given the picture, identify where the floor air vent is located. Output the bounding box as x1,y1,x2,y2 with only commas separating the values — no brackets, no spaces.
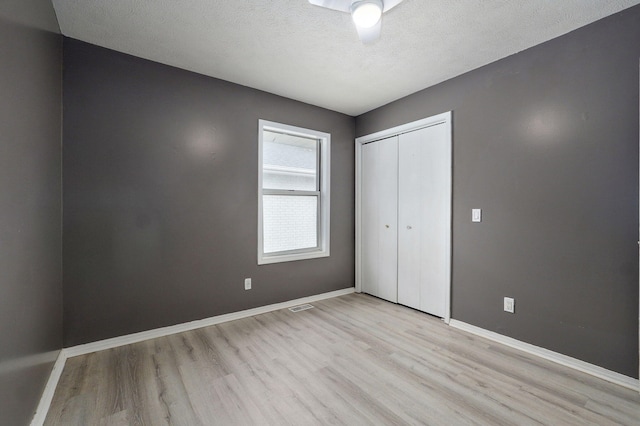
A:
289,304,314,313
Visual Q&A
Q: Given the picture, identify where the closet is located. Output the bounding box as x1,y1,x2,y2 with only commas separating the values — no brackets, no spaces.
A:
356,112,452,320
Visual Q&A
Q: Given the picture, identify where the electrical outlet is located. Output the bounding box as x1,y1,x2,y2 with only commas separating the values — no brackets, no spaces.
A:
244,278,251,290
504,297,515,313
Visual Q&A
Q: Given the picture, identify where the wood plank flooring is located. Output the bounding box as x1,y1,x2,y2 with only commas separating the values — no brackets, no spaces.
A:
45,294,639,425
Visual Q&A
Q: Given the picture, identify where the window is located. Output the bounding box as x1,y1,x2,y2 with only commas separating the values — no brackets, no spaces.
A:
258,120,330,264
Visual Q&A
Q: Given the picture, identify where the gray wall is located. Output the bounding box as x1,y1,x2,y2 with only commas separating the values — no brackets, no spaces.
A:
357,7,640,378
62,38,355,346
0,1,62,424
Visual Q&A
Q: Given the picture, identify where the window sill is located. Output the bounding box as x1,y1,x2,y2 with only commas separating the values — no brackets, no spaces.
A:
258,249,329,265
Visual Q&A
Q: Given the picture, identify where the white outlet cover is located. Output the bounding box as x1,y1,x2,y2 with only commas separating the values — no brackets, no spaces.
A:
504,297,515,313
244,278,251,290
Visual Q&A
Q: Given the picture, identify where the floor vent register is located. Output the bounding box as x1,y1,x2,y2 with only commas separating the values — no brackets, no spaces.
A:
288,304,314,313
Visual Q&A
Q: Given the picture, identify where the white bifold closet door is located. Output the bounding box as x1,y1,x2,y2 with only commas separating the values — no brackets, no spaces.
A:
361,136,398,303
397,124,451,317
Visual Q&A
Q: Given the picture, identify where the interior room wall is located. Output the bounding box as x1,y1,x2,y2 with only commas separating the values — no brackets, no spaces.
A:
0,0,63,424
356,6,640,378
62,38,355,346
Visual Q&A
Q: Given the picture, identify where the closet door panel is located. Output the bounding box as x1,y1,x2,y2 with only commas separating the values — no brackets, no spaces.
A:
397,132,421,310
361,137,398,303
398,124,450,317
417,124,450,317
376,137,398,303
361,142,380,297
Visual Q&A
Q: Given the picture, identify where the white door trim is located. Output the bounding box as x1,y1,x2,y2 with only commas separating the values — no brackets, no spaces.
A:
355,111,452,323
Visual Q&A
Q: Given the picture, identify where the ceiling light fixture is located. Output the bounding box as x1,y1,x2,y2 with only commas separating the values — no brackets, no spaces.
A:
309,0,404,43
351,0,383,28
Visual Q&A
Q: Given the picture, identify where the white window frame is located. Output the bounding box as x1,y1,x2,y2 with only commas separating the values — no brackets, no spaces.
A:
258,119,330,265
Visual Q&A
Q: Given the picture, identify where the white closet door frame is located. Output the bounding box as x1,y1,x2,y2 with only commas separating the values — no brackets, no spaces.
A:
355,111,452,324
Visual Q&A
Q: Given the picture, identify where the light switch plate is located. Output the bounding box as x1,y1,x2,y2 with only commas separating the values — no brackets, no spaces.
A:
472,209,482,222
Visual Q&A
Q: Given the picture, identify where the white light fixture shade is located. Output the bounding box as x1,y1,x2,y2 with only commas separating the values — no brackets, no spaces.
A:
351,0,383,28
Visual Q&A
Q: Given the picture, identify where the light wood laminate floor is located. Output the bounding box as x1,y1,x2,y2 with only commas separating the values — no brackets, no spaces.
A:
46,294,639,425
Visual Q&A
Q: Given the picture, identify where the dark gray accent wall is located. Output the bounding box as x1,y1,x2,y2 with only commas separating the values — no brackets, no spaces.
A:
0,1,62,425
357,6,640,378
62,38,355,346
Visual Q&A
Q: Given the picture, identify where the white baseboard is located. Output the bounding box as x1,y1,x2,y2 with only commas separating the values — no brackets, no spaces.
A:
33,290,634,425
30,350,67,426
449,319,639,391
64,287,354,358
30,287,355,426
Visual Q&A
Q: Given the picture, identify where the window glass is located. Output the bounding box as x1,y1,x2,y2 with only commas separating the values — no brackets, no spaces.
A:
262,195,318,253
262,131,318,191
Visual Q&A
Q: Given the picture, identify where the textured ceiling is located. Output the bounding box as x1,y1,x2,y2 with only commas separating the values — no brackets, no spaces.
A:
51,0,640,116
